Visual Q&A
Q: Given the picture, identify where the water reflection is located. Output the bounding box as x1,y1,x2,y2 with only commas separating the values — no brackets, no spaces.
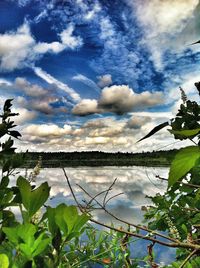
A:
13,166,168,225
10,166,175,265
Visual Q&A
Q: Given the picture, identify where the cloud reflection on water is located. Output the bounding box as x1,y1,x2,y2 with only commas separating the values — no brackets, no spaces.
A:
10,166,175,265
22,166,168,225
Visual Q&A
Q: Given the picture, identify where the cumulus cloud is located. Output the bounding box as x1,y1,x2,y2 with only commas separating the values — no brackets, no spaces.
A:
0,22,83,71
15,77,48,97
0,23,35,71
72,99,99,116
97,74,112,88
14,108,37,125
23,123,72,142
73,85,164,116
127,116,151,129
0,78,68,115
19,112,183,153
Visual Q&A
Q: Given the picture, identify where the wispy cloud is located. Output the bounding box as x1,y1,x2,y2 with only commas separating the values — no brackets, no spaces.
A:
72,74,100,94
128,0,200,70
33,67,81,103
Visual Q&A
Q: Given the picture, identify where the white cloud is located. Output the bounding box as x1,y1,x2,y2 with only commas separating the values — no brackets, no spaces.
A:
165,71,200,103
60,24,83,49
127,116,151,129
99,85,164,114
14,108,37,125
129,0,199,70
97,74,112,88
34,24,83,54
34,42,65,54
73,85,164,116
84,2,101,20
23,123,72,140
0,23,35,71
34,67,81,102
15,77,48,97
0,78,12,86
134,0,199,35
72,74,100,93
0,22,83,71
72,99,99,115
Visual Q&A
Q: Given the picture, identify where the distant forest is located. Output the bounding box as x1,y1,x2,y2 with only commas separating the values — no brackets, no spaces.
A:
19,149,179,168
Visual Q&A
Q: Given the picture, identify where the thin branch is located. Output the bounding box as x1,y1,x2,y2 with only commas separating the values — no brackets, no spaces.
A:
180,249,198,268
103,178,117,206
90,218,200,250
63,168,84,212
87,189,110,207
63,169,200,251
77,183,178,243
104,192,124,206
156,175,200,188
189,138,198,145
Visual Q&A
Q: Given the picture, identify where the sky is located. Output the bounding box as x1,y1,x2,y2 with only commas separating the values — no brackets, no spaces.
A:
0,0,200,152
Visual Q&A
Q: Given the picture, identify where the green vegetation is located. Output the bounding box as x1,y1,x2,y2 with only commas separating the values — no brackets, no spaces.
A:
1,82,200,267
21,150,177,168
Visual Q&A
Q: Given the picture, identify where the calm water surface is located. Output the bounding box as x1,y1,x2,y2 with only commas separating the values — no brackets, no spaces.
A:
11,166,175,266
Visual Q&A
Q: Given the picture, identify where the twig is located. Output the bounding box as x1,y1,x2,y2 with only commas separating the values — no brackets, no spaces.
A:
77,183,178,243
90,218,200,250
104,192,124,206
156,175,200,188
63,169,200,251
103,178,117,206
87,189,110,207
63,168,84,212
180,249,198,268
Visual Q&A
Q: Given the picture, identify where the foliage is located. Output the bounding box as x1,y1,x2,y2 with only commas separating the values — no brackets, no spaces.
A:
142,84,200,267
0,100,94,267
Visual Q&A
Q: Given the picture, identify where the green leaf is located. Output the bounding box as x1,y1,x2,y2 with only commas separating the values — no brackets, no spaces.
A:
52,204,90,239
73,213,91,232
8,130,21,139
169,128,200,137
32,233,51,257
27,182,50,217
3,223,36,246
0,124,7,138
137,121,169,142
46,207,59,236
17,176,31,210
0,177,9,188
169,146,200,187
17,176,50,218
0,254,9,268
19,244,32,259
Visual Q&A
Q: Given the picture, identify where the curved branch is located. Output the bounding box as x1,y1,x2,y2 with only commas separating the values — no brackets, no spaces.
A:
156,175,200,188
63,168,200,251
77,183,178,243
180,249,198,268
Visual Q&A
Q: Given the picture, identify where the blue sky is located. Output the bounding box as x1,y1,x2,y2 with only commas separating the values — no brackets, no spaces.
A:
0,0,200,152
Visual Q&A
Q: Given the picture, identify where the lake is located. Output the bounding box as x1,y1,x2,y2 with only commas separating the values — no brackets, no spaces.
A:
10,166,175,266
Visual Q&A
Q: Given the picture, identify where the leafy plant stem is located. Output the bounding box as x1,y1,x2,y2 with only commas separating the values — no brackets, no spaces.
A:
180,249,198,268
